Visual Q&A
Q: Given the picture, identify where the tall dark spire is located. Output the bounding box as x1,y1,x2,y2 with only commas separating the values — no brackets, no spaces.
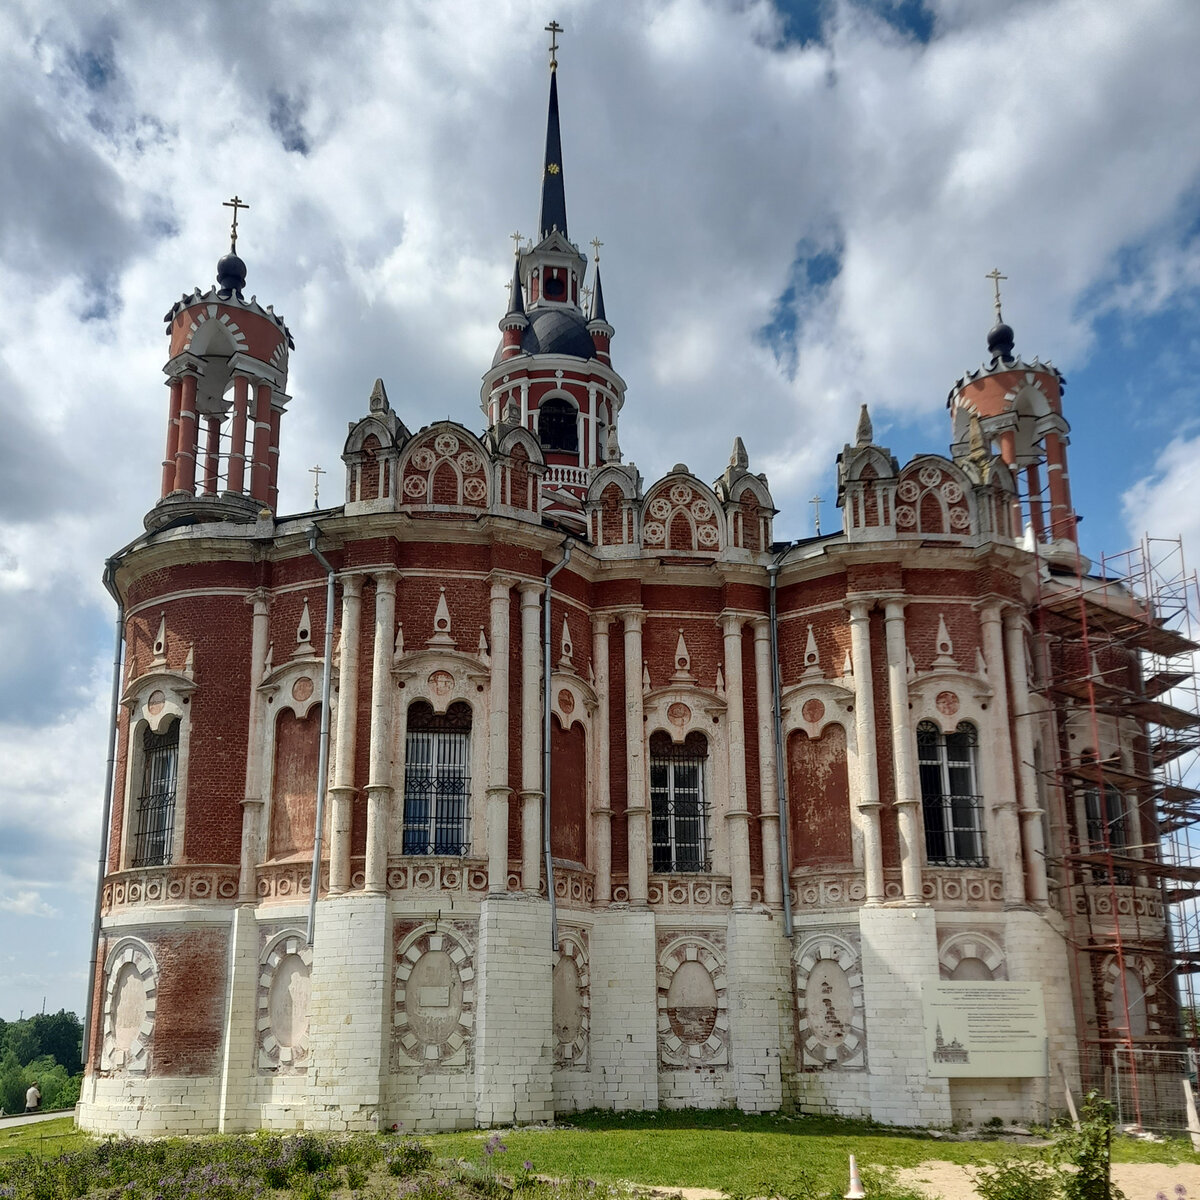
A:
589,265,606,323
538,66,568,240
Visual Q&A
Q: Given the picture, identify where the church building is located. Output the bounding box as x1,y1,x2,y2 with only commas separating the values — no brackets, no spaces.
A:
79,33,1187,1135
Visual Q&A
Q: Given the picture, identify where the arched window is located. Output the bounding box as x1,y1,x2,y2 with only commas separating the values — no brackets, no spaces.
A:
1085,781,1131,883
917,720,985,866
132,720,179,867
538,398,578,454
650,731,709,873
403,701,471,855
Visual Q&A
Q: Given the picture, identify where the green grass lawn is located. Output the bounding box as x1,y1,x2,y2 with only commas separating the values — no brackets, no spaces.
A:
0,1109,1195,1200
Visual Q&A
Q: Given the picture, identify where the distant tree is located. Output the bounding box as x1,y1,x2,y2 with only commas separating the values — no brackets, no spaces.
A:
2,1022,38,1067
0,1050,24,1115
29,1011,82,1067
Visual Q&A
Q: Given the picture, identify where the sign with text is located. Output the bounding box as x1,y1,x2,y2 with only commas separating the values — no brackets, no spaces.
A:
921,981,1047,1078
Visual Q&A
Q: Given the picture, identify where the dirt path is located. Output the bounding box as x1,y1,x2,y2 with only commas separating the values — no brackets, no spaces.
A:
895,1159,1200,1200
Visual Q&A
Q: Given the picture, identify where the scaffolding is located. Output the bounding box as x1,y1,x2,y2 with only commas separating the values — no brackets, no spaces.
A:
1031,531,1200,1128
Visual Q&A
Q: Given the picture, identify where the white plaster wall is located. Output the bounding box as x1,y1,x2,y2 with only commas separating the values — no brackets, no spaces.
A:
726,910,790,1112
860,906,952,1126
305,895,390,1131
78,1074,224,1135
474,894,554,1126
588,908,659,1110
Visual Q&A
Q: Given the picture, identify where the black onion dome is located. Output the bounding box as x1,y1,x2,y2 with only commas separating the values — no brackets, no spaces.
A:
987,319,1015,362
492,305,594,366
216,251,247,297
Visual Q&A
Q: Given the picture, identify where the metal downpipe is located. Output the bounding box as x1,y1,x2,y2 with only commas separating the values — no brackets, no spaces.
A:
543,538,573,952
82,559,126,1066
769,560,794,938
306,526,337,945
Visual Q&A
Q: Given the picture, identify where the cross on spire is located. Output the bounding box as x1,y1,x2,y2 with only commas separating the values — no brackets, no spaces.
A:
986,267,1007,321
223,195,249,252
510,230,524,257
545,19,562,70
810,494,824,536
309,464,326,507
590,236,603,264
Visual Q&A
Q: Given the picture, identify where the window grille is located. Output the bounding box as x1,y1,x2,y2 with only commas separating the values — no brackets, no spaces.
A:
650,731,710,873
402,701,471,855
538,398,579,454
917,720,986,866
132,721,179,868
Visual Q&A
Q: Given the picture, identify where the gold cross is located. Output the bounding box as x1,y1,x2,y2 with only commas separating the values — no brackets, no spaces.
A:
810,494,824,536
590,236,603,264
223,195,249,251
310,464,326,507
581,284,593,310
986,267,1007,318
545,19,563,69
510,230,524,257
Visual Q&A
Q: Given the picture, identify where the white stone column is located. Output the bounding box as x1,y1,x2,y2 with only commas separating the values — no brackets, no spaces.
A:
847,600,885,904
487,576,514,892
519,583,544,893
592,613,613,903
623,610,649,906
1004,607,1049,906
329,575,362,895
238,588,271,901
883,599,923,904
752,618,782,907
721,613,753,908
363,572,396,893
979,601,1026,907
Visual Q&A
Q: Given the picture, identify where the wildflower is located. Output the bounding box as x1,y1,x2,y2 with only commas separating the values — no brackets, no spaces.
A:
524,1161,534,1171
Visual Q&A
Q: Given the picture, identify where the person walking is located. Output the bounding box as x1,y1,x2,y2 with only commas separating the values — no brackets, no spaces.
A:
24,1081,40,1114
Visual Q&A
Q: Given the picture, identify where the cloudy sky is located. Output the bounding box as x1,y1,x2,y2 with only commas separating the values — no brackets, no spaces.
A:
2,0,1199,1021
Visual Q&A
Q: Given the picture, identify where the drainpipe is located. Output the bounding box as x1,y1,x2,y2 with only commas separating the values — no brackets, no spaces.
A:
768,555,795,938
306,526,337,945
82,557,127,1066
543,538,573,951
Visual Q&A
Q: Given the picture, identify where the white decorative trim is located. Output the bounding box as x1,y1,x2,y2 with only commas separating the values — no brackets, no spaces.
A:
100,937,157,1074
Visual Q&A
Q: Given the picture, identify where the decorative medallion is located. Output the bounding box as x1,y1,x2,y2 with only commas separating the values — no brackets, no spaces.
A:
434,433,460,457
428,670,454,698
291,677,314,703
897,480,920,502
697,524,719,546
146,690,165,716
649,497,671,520
935,690,960,716
895,506,916,527
793,931,867,1071
918,465,942,488
404,475,428,497
411,448,437,472
667,701,691,728
458,451,482,475
257,932,313,1072
940,480,963,503
949,507,971,529
656,932,729,1069
801,698,825,725
463,477,487,502
393,921,476,1069
553,930,590,1068
101,940,157,1074
643,521,666,544
669,483,693,506
691,499,713,520
558,688,575,715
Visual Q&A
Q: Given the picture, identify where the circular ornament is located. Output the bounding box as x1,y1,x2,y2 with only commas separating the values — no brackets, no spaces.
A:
434,433,460,457
649,497,672,520
643,521,666,544
940,480,963,503
463,477,487,502
291,677,314,703
949,507,970,529
146,690,165,716
411,448,437,471
897,480,920,502
697,524,719,546
458,451,482,474
669,483,693,506
919,465,942,487
691,499,713,520
404,475,428,498
935,690,960,716
895,506,916,527
667,701,691,727
801,698,826,724
558,689,575,715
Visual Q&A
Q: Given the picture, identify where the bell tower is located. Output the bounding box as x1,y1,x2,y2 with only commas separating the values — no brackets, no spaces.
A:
947,270,1076,553
150,197,295,530
480,23,626,529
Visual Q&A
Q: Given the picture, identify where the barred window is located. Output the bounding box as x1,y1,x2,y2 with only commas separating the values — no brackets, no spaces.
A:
132,721,179,868
918,720,986,867
650,731,710,873
402,701,471,855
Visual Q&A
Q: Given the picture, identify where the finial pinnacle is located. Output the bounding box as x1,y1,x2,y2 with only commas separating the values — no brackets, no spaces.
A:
510,230,523,258
590,235,603,264
223,195,249,253
985,267,1007,323
545,19,562,70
